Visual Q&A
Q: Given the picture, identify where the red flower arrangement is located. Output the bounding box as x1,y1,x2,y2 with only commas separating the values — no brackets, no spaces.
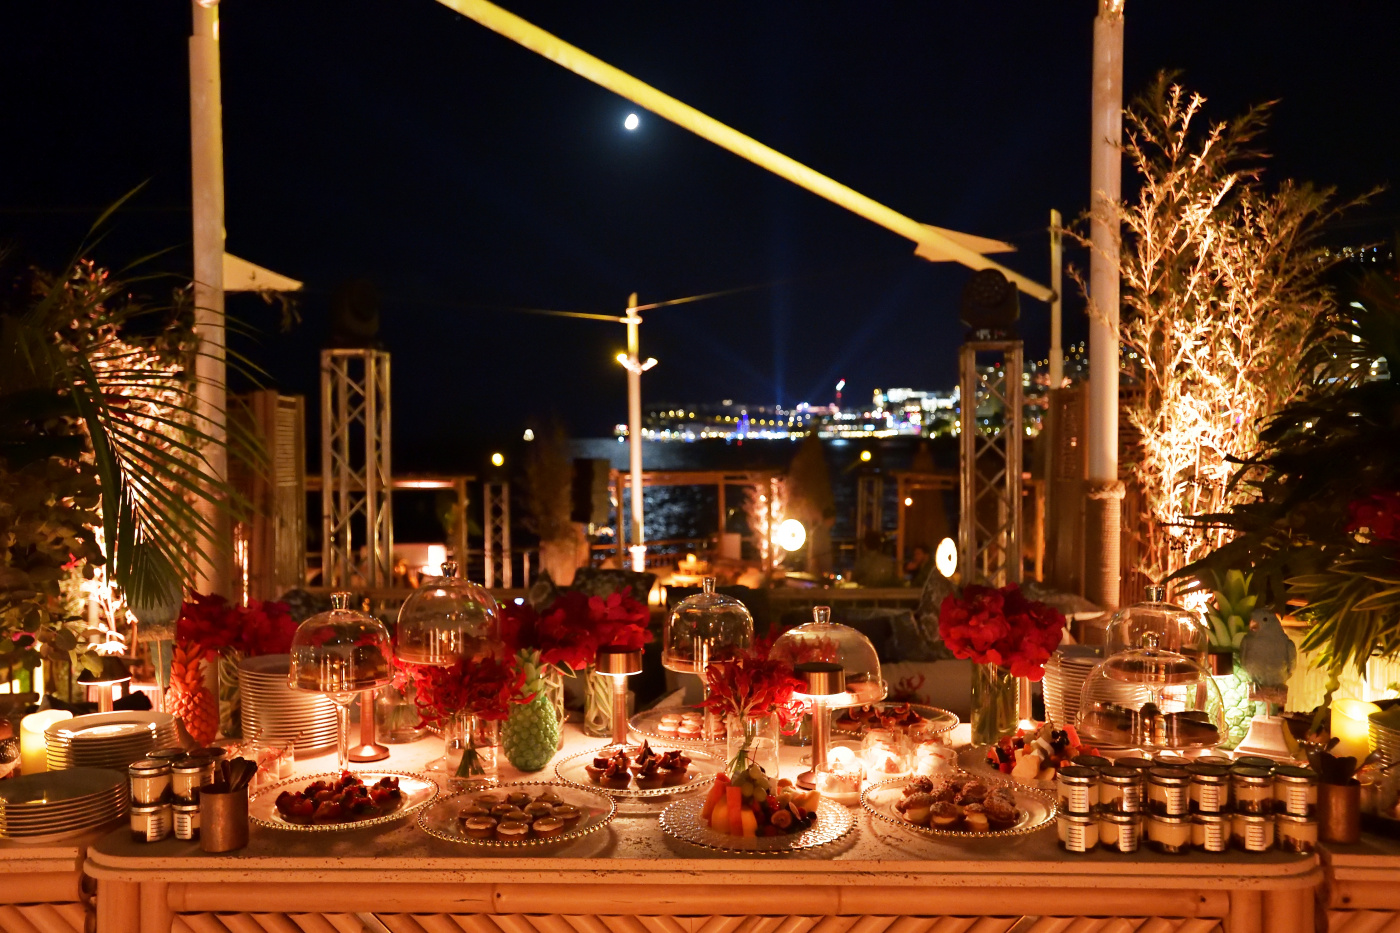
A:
700,650,806,735
176,593,298,660
938,584,1065,681
498,588,653,674
395,653,530,726
1346,491,1400,544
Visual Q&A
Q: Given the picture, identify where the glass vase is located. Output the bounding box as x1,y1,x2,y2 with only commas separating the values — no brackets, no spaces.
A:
375,683,427,743
970,663,1019,745
438,710,499,784
543,667,567,749
217,648,243,739
583,666,635,740
724,712,781,782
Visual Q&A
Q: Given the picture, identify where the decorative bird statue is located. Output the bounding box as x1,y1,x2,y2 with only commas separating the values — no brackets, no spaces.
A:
1239,609,1298,712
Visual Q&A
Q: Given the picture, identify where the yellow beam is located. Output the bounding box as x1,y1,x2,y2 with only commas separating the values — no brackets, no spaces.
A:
436,0,1054,303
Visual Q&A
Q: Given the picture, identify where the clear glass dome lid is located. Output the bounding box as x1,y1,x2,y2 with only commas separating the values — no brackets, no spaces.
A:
395,561,500,666
662,576,753,674
1075,632,1225,751
288,592,394,696
769,606,886,708
1100,584,1210,662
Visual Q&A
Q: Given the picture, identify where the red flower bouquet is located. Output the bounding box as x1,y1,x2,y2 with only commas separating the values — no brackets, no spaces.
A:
499,587,653,674
1347,491,1400,544
938,584,1065,680
176,593,298,660
700,651,806,735
396,653,530,726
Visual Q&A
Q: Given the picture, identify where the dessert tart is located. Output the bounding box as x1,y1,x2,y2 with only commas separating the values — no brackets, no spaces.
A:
635,760,667,790
495,819,531,842
532,816,565,838
556,744,719,797
553,804,581,825
251,770,438,833
463,816,497,839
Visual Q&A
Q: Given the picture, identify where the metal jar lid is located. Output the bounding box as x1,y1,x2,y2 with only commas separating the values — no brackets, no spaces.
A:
1194,755,1234,767
1099,766,1141,785
1148,766,1191,785
1231,766,1274,785
1273,766,1318,784
1233,756,1277,772
1116,757,1155,772
172,758,211,774
128,758,171,776
130,802,169,814
1193,811,1229,824
1185,764,1231,783
1072,755,1113,770
1058,812,1097,825
148,747,187,762
1275,811,1317,825
172,800,201,813
1234,812,1272,824
1099,811,1140,824
1146,812,1191,824
1057,765,1100,785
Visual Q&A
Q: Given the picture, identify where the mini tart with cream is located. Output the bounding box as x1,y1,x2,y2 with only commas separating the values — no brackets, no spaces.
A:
552,804,582,825
494,819,531,842
462,816,497,839
531,815,565,838
634,759,667,790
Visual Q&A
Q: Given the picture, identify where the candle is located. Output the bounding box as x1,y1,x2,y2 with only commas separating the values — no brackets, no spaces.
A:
1331,698,1379,762
20,710,72,775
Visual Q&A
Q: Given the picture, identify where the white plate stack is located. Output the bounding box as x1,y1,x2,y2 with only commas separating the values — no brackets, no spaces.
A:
45,711,179,770
1043,645,1103,729
238,654,338,754
1370,708,1400,765
0,767,127,842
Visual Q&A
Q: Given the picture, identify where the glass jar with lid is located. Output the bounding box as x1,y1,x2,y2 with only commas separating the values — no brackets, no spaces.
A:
1075,633,1226,751
1098,584,1210,663
288,592,395,771
395,561,500,666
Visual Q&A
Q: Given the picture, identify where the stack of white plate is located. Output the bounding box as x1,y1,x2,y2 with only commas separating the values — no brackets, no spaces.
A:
1043,645,1103,729
239,654,338,754
1370,708,1400,765
45,711,178,770
0,767,127,842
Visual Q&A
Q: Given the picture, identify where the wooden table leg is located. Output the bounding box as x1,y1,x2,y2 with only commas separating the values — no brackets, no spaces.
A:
1228,890,1262,933
95,881,138,933
1262,887,1315,933
139,882,170,933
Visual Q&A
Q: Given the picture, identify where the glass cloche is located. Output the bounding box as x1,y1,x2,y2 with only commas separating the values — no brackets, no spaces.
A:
289,592,395,770
395,561,500,666
662,576,753,674
1100,584,1210,662
769,608,886,708
1075,632,1225,751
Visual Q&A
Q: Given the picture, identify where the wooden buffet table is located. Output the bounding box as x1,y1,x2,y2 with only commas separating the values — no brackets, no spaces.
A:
71,725,1330,933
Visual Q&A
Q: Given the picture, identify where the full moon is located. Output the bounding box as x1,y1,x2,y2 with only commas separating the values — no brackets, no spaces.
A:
624,113,640,131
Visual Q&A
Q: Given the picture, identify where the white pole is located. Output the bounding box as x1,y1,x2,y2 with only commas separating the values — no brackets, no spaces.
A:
1049,208,1064,389
1086,0,1126,610
190,0,230,597
625,293,646,572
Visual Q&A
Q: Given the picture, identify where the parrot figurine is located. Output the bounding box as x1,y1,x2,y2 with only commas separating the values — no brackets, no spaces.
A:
1239,609,1297,712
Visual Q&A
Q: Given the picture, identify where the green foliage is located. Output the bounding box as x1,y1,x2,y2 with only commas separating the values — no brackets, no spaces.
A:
1205,569,1256,653
1180,272,1400,681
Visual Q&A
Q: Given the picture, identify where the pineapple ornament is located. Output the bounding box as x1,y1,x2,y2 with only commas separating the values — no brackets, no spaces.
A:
167,642,219,746
1206,570,1263,749
502,649,560,772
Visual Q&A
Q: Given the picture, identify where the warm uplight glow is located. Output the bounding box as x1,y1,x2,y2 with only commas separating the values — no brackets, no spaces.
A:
775,519,806,552
859,450,872,462
903,497,913,507
490,452,505,467
624,113,640,130
935,537,958,578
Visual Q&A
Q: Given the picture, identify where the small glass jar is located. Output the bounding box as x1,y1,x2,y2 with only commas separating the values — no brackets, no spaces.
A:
1056,765,1099,815
1187,764,1231,814
1145,812,1192,854
1057,812,1098,852
1273,766,1319,818
1233,812,1275,852
130,802,171,842
1152,753,1191,768
1071,754,1112,771
1231,767,1275,815
1192,812,1231,853
1148,767,1191,816
171,758,214,803
1275,812,1318,854
128,759,172,806
1097,767,1143,814
1234,755,1277,773
172,801,201,841
860,728,911,781
1098,812,1141,852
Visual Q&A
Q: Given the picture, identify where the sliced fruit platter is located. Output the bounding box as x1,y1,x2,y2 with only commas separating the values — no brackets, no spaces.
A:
833,702,959,738
555,741,723,798
249,770,438,832
963,721,1100,786
658,759,854,853
416,781,615,848
862,772,1056,840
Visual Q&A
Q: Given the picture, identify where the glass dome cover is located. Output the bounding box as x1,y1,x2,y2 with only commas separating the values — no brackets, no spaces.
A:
1100,584,1210,662
288,592,395,696
769,607,886,708
1075,632,1225,751
395,561,500,666
662,576,753,674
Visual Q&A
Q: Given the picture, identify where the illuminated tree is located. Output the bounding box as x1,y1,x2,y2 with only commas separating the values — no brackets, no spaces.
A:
1081,75,1359,583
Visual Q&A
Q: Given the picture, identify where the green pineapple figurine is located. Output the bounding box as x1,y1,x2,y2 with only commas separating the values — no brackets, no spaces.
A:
502,649,560,771
1207,570,1263,749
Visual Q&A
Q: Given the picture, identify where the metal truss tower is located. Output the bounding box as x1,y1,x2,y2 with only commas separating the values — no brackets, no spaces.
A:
320,349,392,588
958,339,1024,587
482,481,512,588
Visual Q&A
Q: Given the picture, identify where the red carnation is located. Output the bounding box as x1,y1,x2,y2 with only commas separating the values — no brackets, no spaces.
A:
938,584,1065,681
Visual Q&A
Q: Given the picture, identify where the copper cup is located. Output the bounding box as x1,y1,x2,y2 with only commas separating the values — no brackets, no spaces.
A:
1319,779,1361,844
199,785,250,853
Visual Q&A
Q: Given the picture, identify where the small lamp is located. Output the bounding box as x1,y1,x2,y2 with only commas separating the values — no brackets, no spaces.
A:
77,656,132,713
794,656,845,790
596,646,644,747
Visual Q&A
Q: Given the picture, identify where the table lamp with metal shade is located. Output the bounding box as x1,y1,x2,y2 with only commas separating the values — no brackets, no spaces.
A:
595,646,644,747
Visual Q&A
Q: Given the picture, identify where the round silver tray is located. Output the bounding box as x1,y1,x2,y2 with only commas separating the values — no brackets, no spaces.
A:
659,795,853,854
249,770,439,832
555,744,723,799
629,706,717,748
832,703,959,738
861,773,1057,840
416,780,615,847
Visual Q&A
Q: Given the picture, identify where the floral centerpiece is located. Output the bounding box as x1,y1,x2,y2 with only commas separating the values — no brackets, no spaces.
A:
701,650,804,780
938,584,1066,744
393,652,530,778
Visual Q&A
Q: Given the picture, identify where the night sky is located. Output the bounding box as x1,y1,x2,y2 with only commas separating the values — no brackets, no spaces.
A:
4,2,1398,469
